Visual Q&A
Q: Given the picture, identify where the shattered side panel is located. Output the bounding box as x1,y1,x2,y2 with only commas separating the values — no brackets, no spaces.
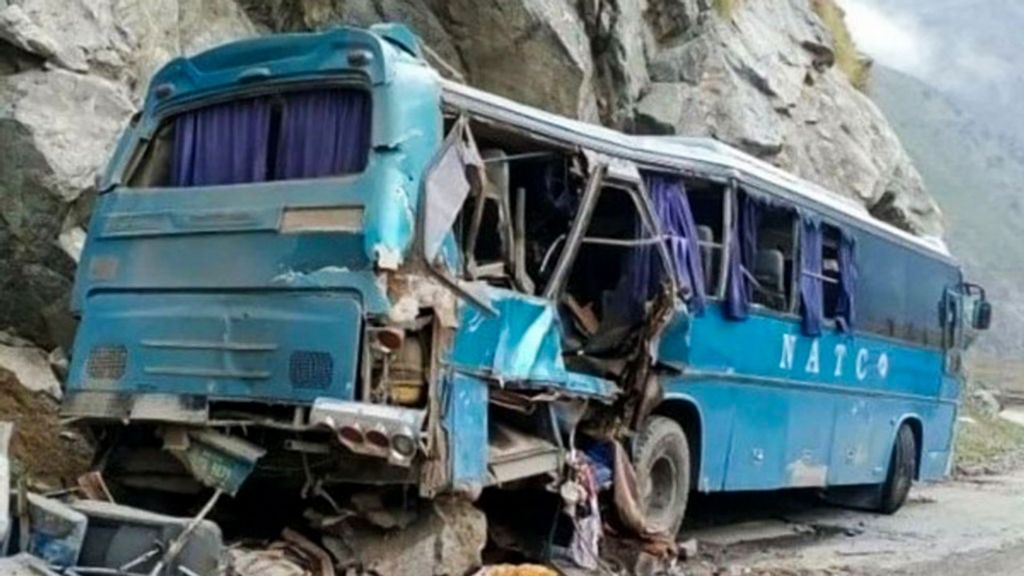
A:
362,59,442,270
449,287,618,399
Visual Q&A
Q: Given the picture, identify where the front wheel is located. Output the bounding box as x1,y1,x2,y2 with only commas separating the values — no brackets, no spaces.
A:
633,416,691,536
878,423,917,514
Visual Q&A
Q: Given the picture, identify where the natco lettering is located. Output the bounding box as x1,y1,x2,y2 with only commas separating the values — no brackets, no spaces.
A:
778,334,890,381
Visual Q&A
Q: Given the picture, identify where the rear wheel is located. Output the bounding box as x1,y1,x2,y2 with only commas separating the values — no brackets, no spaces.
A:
633,416,690,536
878,423,917,514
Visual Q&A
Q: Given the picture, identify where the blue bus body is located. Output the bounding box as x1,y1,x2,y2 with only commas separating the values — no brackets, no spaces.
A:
68,25,439,406
663,304,956,491
64,25,981,521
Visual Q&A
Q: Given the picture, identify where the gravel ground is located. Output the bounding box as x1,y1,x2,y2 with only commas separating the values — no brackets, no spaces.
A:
680,466,1024,576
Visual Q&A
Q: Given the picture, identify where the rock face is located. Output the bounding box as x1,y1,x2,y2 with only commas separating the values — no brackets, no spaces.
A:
0,0,943,348
0,0,257,349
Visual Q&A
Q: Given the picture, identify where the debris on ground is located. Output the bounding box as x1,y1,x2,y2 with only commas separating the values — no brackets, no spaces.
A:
0,553,60,575
971,388,1002,419
228,545,314,576
0,369,92,489
227,529,336,576
955,385,1024,474
320,495,486,576
72,498,224,575
24,492,88,567
678,538,699,561
0,335,63,399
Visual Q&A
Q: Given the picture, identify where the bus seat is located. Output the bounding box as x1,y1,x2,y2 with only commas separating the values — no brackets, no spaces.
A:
753,248,786,309
697,225,714,292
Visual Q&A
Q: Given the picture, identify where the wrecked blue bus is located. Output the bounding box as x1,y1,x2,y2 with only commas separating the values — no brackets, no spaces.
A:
64,24,989,534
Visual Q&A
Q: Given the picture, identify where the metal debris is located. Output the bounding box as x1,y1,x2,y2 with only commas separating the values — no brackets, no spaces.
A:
0,553,60,575
24,492,88,567
227,532,336,576
75,472,114,503
148,489,223,576
71,499,223,576
163,429,266,496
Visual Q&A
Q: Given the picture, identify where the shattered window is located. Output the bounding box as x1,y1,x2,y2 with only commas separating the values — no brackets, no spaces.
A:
561,183,661,358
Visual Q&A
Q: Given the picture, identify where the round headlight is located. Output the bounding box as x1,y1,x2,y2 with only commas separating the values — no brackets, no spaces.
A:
391,433,416,457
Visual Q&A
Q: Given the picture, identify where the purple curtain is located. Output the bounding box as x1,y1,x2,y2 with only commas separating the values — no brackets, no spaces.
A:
171,97,272,187
274,89,371,179
725,193,760,319
800,217,824,336
836,231,857,332
170,89,371,187
629,174,705,313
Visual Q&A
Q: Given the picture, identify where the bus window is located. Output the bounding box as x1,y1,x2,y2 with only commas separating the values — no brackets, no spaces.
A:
820,223,856,331
685,178,727,297
459,115,584,295
752,205,798,313
459,150,579,295
128,88,371,188
557,179,668,373
823,224,842,320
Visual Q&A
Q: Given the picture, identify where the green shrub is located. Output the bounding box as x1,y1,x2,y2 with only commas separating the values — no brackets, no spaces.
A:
812,0,870,91
713,0,736,19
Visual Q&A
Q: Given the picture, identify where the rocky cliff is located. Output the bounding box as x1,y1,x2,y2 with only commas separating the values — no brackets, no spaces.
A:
0,0,943,349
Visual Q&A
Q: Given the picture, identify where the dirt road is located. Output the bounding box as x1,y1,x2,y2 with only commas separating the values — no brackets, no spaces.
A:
683,466,1024,575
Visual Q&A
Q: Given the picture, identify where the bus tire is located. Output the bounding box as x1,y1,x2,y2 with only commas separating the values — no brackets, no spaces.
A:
633,416,690,536
878,423,917,514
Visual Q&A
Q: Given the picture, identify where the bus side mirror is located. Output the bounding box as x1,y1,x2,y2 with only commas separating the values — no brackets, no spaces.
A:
973,299,992,331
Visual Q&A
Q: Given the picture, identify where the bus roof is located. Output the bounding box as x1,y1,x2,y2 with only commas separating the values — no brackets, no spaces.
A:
440,79,954,264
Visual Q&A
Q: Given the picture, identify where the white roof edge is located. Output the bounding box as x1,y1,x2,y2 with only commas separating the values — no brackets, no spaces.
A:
440,79,954,263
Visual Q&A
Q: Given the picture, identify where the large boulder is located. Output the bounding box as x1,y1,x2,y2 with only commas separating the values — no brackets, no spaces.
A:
578,0,650,127
0,69,133,348
0,0,257,347
0,331,61,398
636,0,943,236
324,496,487,576
440,0,600,122
0,0,256,95
237,0,465,74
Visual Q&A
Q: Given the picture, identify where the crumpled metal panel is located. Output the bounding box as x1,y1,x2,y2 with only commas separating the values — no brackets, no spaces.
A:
444,373,488,495
450,287,618,399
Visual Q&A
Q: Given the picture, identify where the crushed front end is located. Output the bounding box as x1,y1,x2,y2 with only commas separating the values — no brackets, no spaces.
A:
63,25,458,495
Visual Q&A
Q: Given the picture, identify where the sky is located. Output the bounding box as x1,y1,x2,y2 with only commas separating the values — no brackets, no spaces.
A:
836,0,934,79
835,0,1021,134
836,0,1011,89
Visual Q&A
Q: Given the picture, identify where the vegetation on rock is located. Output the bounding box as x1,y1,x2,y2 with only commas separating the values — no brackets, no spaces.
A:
713,0,737,19
812,0,870,91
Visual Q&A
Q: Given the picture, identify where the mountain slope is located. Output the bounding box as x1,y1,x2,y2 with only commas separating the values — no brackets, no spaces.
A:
870,65,1024,358
849,0,1024,140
